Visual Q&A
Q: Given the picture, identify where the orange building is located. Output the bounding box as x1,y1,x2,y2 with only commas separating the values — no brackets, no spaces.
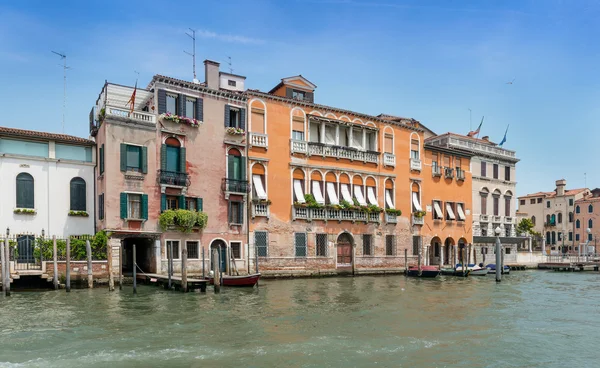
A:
245,76,473,276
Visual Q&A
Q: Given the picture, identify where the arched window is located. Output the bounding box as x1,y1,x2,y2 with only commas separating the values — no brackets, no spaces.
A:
227,148,245,192
558,213,562,224
16,172,34,209
546,231,551,244
589,219,593,229
576,219,581,229
480,188,489,215
531,216,536,225
551,214,556,224
576,205,580,214
568,212,573,223
589,204,594,213
546,214,551,225
251,164,267,200
70,177,86,211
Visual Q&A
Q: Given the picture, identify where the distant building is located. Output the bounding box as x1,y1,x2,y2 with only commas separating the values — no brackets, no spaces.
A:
573,190,600,254
0,126,96,238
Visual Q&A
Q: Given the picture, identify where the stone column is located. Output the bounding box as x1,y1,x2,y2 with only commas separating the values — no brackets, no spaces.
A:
440,245,444,265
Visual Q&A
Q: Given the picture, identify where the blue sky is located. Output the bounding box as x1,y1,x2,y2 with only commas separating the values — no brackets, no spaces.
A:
1,0,599,197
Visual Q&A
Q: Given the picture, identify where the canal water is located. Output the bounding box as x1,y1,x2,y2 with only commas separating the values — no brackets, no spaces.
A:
1,271,599,367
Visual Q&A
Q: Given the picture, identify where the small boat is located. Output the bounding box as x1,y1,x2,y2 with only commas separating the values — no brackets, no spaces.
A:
209,273,261,287
405,266,440,278
486,264,510,275
456,264,489,276
440,267,471,277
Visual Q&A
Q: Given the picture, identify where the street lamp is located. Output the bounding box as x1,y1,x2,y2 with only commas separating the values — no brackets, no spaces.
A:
41,229,45,239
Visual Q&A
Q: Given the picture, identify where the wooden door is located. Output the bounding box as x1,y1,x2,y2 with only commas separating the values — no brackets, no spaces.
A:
337,243,352,265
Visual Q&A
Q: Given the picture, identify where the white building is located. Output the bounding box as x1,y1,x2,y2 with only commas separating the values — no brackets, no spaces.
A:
0,126,96,238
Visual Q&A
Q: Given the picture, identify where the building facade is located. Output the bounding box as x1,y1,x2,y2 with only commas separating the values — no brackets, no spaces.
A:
0,126,95,238
574,189,600,255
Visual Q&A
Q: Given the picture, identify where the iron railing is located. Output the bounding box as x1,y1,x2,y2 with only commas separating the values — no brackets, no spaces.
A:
222,178,249,193
159,170,190,187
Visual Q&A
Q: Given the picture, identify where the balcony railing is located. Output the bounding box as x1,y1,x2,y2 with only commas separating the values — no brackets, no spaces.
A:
410,158,422,171
456,168,465,181
504,216,513,224
412,215,424,225
492,215,502,223
432,166,442,177
385,213,398,224
290,140,379,164
106,105,155,124
479,214,489,222
447,137,516,159
444,167,454,179
222,178,249,194
292,206,381,223
249,132,268,148
252,202,270,218
158,170,190,187
383,153,396,167
545,221,556,227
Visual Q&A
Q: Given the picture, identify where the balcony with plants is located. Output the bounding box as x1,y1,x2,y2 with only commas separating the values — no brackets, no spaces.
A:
159,209,208,233
293,195,382,223
412,210,426,225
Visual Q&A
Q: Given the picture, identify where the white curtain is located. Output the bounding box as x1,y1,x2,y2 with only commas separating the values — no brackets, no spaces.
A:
326,182,339,205
412,192,422,211
325,125,336,145
293,179,305,203
446,203,456,220
354,185,367,205
457,203,466,220
252,174,267,199
341,184,352,202
312,181,325,204
434,201,443,218
385,189,394,209
367,187,378,206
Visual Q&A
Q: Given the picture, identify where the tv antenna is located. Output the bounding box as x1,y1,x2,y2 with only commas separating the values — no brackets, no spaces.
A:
227,56,233,74
184,28,197,81
52,51,70,133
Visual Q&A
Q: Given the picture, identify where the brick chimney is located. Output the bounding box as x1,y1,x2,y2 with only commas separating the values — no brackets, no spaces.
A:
204,60,220,90
556,179,566,196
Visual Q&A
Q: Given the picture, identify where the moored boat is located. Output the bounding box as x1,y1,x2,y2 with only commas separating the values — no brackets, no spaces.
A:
456,264,489,276
486,264,510,275
209,273,261,287
440,267,471,277
405,266,440,278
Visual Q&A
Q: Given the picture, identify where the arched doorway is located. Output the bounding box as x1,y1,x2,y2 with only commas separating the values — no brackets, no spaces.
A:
430,237,442,265
336,233,353,269
458,238,468,265
210,239,227,272
444,237,455,266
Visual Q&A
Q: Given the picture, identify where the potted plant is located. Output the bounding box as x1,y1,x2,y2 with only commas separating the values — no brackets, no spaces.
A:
413,210,427,218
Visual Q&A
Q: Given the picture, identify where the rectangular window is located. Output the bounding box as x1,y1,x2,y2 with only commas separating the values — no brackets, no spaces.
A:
493,164,499,179
324,124,336,145
128,194,142,219
589,233,593,241
339,127,349,147
384,134,393,154
569,232,573,241
166,196,179,210
569,198,574,206
537,198,542,203
481,161,486,177
229,201,243,225
505,197,511,216
166,93,178,115
520,199,525,205
186,197,197,211
412,235,419,256
386,235,396,256
98,194,104,220
362,234,373,256
352,127,364,149
231,241,242,259
481,195,487,215
187,241,199,259
251,110,265,134
505,247,511,254
530,199,535,204
166,240,180,260
309,121,321,143
292,130,305,141
228,80,236,87
185,98,196,119
576,234,580,241
292,117,304,140
546,201,550,208
295,232,307,257
316,233,328,257
126,145,142,172
292,89,306,101
493,196,499,216
366,131,377,151
505,166,510,181
255,231,268,257
410,139,419,159
433,200,443,220
228,108,240,128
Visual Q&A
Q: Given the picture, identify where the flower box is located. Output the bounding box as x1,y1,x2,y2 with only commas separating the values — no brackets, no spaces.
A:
69,211,90,217
160,113,201,127
226,127,245,135
14,208,36,215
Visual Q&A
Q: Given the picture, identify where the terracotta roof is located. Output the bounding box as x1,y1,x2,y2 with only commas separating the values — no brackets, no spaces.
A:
427,132,498,146
519,188,588,199
0,126,94,145
148,75,246,98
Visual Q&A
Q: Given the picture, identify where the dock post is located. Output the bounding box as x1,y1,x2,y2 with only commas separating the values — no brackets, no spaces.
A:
462,245,466,277
1,239,6,296
202,246,205,279
495,236,502,282
66,238,71,292
404,248,408,274
119,241,123,290
86,240,93,289
168,241,173,290
181,241,188,293
107,238,114,291
53,236,58,290
501,245,505,275
255,244,259,274
467,244,471,266
133,243,137,294
213,249,221,293
4,239,9,297
417,238,422,276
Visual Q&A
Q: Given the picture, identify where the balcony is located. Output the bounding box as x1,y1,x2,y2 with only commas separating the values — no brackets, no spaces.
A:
385,212,398,224
383,153,396,167
252,202,270,218
504,216,513,224
544,221,556,227
290,140,379,164
412,215,424,226
222,178,249,195
456,168,465,181
479,214,489,222
432,166,442,177
444,167,454,179
158,170,189,187
410,158,422,171
292,206,381,223
492,215,502,223
249,132,268,149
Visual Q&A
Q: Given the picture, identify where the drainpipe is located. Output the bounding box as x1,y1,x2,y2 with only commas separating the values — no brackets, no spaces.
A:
246,101,251,274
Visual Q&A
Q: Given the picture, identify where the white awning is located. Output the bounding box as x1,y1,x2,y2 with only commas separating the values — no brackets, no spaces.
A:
434,201,443,218
354,185,367,205
293,179,305,203
385,189,394,209
457,203,466,220
446,203,456,220
326,182,339,205
312,181,325,204
341,184,352,203
252,175,267,200
412,192,422,212
367,187,378,206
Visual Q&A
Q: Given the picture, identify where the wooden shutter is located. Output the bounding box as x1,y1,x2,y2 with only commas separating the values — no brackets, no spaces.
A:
141,194,148,220
99,194,104,220
251,110,265,134
292,117,304,134
481,161,486,177
384,134,393,153
224,105,230,127
141,146,148,174
196,98,203,121
306,91,314,103
160,144,167,171
178,94,185,117
228,201,232,223
196,198,203,211
179,147,186,173
157,89,167,114
99,144,104,174
240,108,246,131
240,156,246,183
238,202,244,225
286,88,293,98
161,194,167,212
179,195,186,209
120,193,128,219
120,143,127,172
227,155,235,179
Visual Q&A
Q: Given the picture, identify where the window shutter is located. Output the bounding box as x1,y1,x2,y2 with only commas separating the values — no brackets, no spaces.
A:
99,144,105,174
196,197,203,211
179,147,186,173
238,202,244,225
70,181,76,210
161,144,167,171
99,194,104,220
196,98,203,121
141,146,148,174
286,88,293,98
161,194,167,212
228,201,232,223
178,94,185,117
227,155,235,180
239,108,246,131
141,194,148,220
157,89,167,114
306,92,314,103
240,156,247,184
120,192,128,219
179,195,186,209
120,143,127,172
224,105,230,127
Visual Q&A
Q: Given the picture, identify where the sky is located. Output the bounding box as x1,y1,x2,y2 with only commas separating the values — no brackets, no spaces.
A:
1,0,600,198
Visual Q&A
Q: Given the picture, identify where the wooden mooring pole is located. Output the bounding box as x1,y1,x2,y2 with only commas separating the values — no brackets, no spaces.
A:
417,237,422,277
66,238,71,292
167,242,173,290
404,248,408,274
467,244,472,266
202,246,205,279
133,243,137,294
107,239,114,291
4,239,9,296
119,242,123,290
1,238,6,296
213,249,220,293
181,241,188,293
86,240,93,289
53,236,58,290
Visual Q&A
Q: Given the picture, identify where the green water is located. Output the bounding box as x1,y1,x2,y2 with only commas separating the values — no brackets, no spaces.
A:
1,271,599,367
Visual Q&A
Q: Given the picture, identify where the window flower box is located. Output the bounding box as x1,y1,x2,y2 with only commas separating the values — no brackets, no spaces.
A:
69,210,90,217
160,113,201,127
226,127,245,135
14,208,36,215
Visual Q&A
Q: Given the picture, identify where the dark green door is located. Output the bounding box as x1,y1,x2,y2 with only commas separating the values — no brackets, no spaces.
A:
210,241,227,272
166,146,180,172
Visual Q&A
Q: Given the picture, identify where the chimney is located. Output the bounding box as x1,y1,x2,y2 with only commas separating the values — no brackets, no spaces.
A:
556,179,566,196
204,60,220,90
481,136,490,142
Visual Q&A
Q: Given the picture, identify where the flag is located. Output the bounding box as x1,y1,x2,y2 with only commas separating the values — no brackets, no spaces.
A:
499,125,509,146
126,80,137,115
467,116,484,137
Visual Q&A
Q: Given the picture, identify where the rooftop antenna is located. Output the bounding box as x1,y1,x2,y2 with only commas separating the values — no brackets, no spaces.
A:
51,51,70,133
227,56,233,74
184,28,197,82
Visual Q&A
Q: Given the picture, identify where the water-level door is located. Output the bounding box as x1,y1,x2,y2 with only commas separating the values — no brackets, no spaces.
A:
337,243,352,266
16,235,36,268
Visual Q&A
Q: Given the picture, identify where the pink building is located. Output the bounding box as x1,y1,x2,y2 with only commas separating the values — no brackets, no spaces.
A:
91,60,251,277
573,188,600,255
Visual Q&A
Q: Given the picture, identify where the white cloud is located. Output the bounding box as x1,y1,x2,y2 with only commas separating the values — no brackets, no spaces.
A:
196,29,266,45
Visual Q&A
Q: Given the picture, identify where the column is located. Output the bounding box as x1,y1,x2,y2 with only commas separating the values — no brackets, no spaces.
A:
362,129,366,149
440,245,444,265
335,125,340,146
320,122,325,144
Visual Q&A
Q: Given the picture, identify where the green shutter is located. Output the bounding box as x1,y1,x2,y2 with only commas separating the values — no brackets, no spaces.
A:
224,105,230,127
141,194,148,220
120,143,127,172
238,202,244,225
240,108,246,131
141,146,148,174
228,201,232,223
99,144,104,174
178,94,185,117
227,155,235,180
160,144,167,171
161,194,167,212
179,147,186,173
179,195,186,210
196,197,203,212
120,193,128,219
240,156,247,183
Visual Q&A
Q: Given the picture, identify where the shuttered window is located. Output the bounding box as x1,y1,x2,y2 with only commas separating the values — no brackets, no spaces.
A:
98,194,104,220
120,144,147,173
185,98,196,119
69,177,86,211
99,144,105,174
166,93,178,115
251,109,265,134
295,232,307,257
16,172,34,209
229,201,244,225
120,193,147,220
